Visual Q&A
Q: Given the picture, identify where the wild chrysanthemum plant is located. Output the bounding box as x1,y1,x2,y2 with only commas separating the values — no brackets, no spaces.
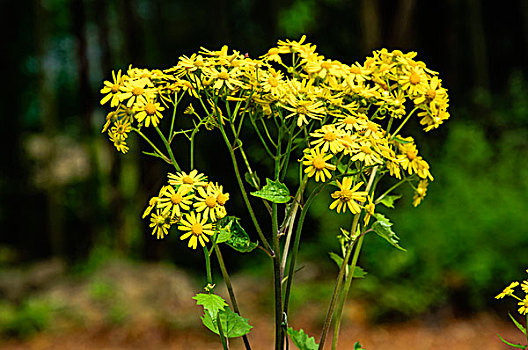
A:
100,36,450,349
495,268,528,349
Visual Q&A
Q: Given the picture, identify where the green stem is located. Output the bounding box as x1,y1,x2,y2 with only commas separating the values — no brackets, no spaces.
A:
214,246,252,350
203,245,212,286
374,175,411,204
217,124,273,256
318,166,379,350
154,126,181,171
272,203,284,350
390,106,419,138
132,128,171,164
331,234,364,350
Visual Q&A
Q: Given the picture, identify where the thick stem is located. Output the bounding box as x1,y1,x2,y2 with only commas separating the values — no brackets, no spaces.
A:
203,245,212,285
214,246,252,350
272,203,284,350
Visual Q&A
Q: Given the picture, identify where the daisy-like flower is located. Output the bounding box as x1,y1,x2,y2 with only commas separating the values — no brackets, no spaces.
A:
149,209,171,239
143,191,162,219
521,280,528,293
110,120,132,140
208,66,245,91
260,47,283,64
134,97,165,128
413,76,448,106
351,141,383,166
109,131,129,154
282,96,325,127
397,143,434,180
495,281,519,299
119,78,156,107
329,178,368,214
168,170,208,191
398,66,429,96
178,211,215,249
412,180,428,207
100,69,127,107
157,185,194,220
334,112,368,132
194,182,228,222
310,124,345,154
302,148,336,182
346,62,371,85
518,296,528,315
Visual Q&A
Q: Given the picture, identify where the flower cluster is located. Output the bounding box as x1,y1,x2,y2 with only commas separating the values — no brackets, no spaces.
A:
143,170,230,249
495,268,528,315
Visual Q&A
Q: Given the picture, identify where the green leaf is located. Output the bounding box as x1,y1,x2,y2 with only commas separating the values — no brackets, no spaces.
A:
509,313,527,335
202,308,252,338
329,252,343,267
217,216,258,253
287,327,318,350
244,171,261,189
251,178,291,204
393,136,413,144
354,341,365,349
379,194,402,208
352,266,367,278
193,293,227,319
214,219,233,244
371,213,406,251
497,333,527,348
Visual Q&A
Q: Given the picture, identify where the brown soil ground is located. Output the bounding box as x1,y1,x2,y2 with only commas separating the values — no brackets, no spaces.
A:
0,259,524,349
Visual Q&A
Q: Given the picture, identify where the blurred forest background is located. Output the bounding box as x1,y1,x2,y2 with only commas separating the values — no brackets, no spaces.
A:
1,0,528,347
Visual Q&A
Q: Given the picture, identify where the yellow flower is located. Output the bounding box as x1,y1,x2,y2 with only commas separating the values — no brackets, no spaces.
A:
413,180,428,207
310,124,345,154
397,142,434,181
351,140,383,166
194,182,228,222
334,112,368,132
521,280,528,293
302,148,336,182
109,131,129,154
149,209,171,239
110,120,132,140
518,296,528,315
178,211,215,249
100,69,126,107
208,66,245,91
118,78,156,107
329,178,367,214
157,185,194,220
282,96,325,127
363,195,375,225
168,170,208,191
399,66,429,96
134,97,165,128
495,281,519,299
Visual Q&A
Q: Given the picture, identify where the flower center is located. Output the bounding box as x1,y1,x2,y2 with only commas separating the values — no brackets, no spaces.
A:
145,103,157,115
360,145,372,154
218,71,230,80
296,106,308,115
349,66,361,74
116,125,126,134
425,89,436,99
323,132,337,142
182,176,194,185
416,188,425,196
156,215,165,226
205,196,217,208
268,76,279,87
194,59,204,67
132,86,144,96
409,72,421,85
339,189,354,201
217,193,228,206
321,61,333,70
343,116,356,125
312,156,326,170
171,193,183,205
191,223,203,235
111,84,120,93
406,150,417,160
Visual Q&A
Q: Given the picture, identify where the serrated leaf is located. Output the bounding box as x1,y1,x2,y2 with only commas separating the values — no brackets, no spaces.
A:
354,341,365,349
379,194,402,208
287,327,318,350
244,171,261,189
251,178,291,204
193,293,227,319
202,308,252,338
214,219,233,244
217,216,258,253
509,313,527,335
497,333,527,348
371,213,406,251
